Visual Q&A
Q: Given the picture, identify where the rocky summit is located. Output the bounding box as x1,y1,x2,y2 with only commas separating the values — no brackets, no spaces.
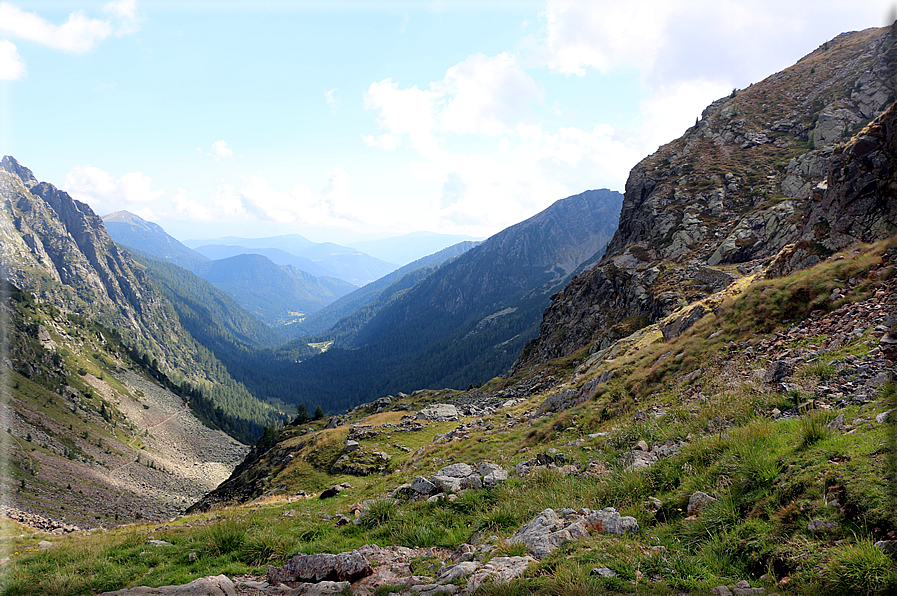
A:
3,22,897,596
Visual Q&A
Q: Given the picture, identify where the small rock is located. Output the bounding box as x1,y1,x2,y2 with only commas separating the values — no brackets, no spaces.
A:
827,413,845,429
712,586,734,596
188,552,197,562
145,540,173,547
876,409,892,424
807,519,838,532
636,440,649,451
687,491,717,515
344,440,360,453
37,540,53,550
590,567,617,577
874,540,897,554
319,485,344,499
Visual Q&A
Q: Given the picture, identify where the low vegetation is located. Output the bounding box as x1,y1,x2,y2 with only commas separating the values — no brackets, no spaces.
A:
2,242,896,595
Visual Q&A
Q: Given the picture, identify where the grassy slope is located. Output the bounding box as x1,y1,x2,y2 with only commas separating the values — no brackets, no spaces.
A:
2,239,896,595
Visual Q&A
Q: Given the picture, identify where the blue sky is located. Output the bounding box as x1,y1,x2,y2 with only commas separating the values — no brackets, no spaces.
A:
1,1,895,243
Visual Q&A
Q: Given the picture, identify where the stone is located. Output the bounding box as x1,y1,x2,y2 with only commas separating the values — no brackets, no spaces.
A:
437,463,473,478
267,550,372,584
188,552,197,562
876,409,892,424
874,540,897,554
712,586,734,596
483,468,508,488
436,561,479,584
687,491,717,515
96,574,237,596
416,404,459,422
37,540,53,550
343,440,360,453
636,440,649,452
807,519,838,532
145,540,173,547
827,413,845,429
319,485,344,499
661,306,707,341
410,476,437,495
466,556,535,594
507,509,564,558
591,567,617,578
764,360,792,384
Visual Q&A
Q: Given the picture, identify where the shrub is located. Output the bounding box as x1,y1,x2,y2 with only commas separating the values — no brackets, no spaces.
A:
799,411,830,448
359,499,398,529
819,539,897,595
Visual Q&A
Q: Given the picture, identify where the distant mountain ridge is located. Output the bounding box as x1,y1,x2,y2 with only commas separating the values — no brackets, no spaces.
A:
191,253,356,329
187,234,398,286
273,188,623,409
291,240,479,337
103,210,209,271
103,211,359,334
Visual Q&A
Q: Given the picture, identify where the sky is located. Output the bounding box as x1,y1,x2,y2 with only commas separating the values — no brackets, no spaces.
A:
1,0,895,243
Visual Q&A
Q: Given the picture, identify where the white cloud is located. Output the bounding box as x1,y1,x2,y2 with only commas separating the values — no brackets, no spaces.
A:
544,0,673,76
362,133,400,151
0,40,25,80
0,1,138,54
0,1,140,84
103,0,141,36
211,139,233,159
325,88,340,113
361,50,642,233
435,52,543,135
64,165,164,212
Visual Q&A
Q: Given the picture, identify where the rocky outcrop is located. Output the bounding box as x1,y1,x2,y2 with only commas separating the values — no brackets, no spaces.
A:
267,551,373,584
800,101,897,252
508,507,639,559
512,25,897,371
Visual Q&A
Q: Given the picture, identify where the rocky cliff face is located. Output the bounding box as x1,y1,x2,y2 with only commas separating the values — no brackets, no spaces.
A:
1,156,171,351
514,24,897,372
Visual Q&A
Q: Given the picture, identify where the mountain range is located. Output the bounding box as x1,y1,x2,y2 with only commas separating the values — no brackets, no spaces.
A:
2,22,897,596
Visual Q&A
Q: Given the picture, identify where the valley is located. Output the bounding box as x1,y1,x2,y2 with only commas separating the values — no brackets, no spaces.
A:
1,18,896,596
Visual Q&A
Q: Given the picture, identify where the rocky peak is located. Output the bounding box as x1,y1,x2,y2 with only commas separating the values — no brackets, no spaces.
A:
513,24,897,373
0,155,38,189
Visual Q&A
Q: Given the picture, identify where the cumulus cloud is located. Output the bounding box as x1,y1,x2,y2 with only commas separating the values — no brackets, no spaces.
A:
64,165,164,212
361,49,641,233
0,39,25,80
0,1,141,84
211,139,233,159
0,1,140,54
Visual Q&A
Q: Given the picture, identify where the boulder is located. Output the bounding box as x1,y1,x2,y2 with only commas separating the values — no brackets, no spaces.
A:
96,575,237,596
437,463,473,478
410,476,437,495
466,556,535,594
483,468,508,488
267,550,372,584
416,404,459,422
764,360,792,383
